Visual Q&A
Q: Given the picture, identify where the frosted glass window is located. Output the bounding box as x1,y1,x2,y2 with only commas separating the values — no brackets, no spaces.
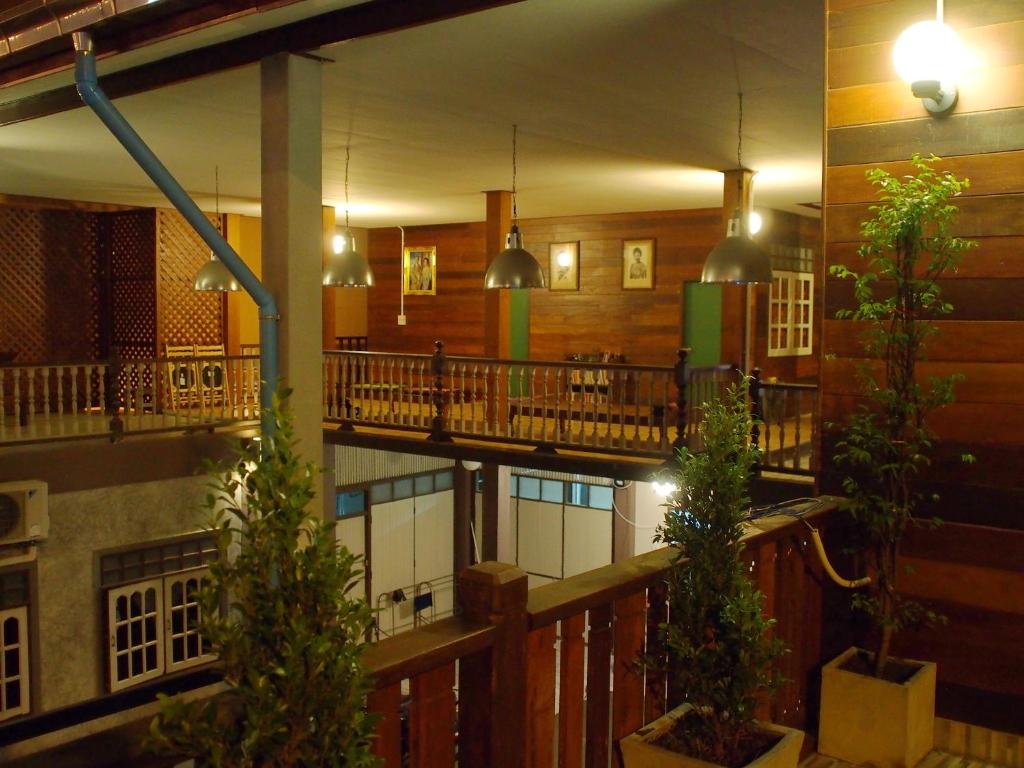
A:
510,476,518,497
541,480,564,504
393,478,414,500
589,485,614,510
518,477,540,500
567,482,589,507
414,475,434,496
370,482,392,504
434,471,453,491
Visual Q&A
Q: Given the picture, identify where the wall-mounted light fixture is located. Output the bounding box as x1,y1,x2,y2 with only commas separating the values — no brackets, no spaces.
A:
893,1,964,115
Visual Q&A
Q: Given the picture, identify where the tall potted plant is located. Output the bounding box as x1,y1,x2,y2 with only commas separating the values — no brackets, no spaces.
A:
148,394,379,768
622,384,801,768
819,154,974,768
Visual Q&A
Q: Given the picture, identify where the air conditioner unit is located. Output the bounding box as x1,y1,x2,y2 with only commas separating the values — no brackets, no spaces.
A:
0,480,49,547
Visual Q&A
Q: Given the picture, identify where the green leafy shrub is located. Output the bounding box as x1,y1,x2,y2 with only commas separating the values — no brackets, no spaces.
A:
830,153,975,676
148,393,379,768
647,384,784,767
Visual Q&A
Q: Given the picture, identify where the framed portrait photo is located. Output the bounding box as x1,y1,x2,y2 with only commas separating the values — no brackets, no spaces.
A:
549,241,580,291
622,239,655,290
403,246,437,296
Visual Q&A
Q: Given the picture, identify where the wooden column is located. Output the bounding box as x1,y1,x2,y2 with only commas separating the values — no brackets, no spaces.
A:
484,190,513,359
721,169,754,369
260,52,324,518
321,205,336,350
458,562,529,768
481,462,512,562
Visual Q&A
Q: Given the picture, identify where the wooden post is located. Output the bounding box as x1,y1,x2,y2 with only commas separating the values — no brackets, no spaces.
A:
453,462,475,573
107,345,124,441
673,348,688,450
749,366,761,474
428,339,451,442
458,562,529,768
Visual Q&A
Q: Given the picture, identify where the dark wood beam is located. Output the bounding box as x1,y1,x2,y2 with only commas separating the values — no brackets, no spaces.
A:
0,0,526,127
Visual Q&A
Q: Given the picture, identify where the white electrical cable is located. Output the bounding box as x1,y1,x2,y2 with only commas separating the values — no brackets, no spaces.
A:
803,522,872,589
612,500,659,530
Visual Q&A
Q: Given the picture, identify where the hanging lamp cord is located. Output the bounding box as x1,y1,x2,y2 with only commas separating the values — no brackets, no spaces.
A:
344,145,351,230
511,124,519,223
724,0,746,216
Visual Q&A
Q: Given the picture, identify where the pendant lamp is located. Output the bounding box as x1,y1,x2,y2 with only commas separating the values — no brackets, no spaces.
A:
323,146,375,288
194,167,241,292
701,12,772,286
484,125,545,289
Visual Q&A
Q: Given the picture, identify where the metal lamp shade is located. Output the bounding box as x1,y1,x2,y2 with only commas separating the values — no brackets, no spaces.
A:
323,245,375,288
484,225,546,289
702,214,772,284
194,257,241,292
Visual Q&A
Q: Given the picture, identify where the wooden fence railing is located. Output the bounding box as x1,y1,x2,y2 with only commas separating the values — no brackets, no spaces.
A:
364,498,844,767
755,376,819,476
0,351,260,444
323,345,749,458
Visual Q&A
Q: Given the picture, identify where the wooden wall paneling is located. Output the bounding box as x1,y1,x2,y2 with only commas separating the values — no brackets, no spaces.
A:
108,209,157,360
825,236,1024,280
524,624,557,768
408,662,457,768
155,208,225,352
368,682,403,766
559,612,586,768
0,206,101,363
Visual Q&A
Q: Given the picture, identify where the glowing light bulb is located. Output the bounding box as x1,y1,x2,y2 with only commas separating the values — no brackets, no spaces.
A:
557,251,571,268
893,20,964,88
332,233,346,254
652,481,679,499
748,211,763,236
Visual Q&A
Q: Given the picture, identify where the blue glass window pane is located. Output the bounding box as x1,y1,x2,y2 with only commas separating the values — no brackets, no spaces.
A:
541,480,564,504
370,482,392,504
393,478,414,500
568,482,589,507
414,475,434,496
435,471,453,491
589,485,614,510
518,477,540,500
336,490,367,518
510,476,519,497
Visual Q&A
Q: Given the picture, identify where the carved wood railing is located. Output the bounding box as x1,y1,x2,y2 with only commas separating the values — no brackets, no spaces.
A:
324,345,749,458
365,498,846,767
0,352,260,444
751,370,819,475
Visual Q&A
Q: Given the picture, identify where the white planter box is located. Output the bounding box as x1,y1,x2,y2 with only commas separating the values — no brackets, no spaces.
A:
818,646,936,768
620,704,804,768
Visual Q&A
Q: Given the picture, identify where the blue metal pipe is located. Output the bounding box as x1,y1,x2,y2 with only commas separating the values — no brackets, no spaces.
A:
71,31,278,440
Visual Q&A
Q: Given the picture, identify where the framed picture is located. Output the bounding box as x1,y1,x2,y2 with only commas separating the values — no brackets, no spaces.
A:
549,241,580,291
622,239,655,290
403,246,437,296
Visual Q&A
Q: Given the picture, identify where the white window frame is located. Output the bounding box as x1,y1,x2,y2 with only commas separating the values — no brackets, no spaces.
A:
0,606,29,721
107,567,213,692
768,270,814,357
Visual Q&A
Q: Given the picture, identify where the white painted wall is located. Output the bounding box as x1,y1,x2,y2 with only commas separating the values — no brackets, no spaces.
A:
563,505,613,578
335,515,367,598
516,500,563,579
633,481,668,556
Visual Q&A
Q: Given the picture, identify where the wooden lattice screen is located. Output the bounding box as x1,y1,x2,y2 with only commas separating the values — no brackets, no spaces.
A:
106,210,157,360
0,207,101,363
156,209,224,352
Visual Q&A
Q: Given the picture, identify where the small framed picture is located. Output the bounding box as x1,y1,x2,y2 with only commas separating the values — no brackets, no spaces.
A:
622,239,655,290
403,246,437,295
549,241,580,291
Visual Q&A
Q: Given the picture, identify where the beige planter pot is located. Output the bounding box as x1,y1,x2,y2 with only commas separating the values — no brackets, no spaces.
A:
620,704,804,768
818,646,936,768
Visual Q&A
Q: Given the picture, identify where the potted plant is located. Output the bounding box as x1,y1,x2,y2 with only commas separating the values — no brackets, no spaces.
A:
148,393,380,767
819,154,975,768
621,384,801,768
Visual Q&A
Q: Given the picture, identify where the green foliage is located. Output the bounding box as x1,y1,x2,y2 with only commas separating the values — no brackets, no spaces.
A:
148,392,379,768
830,154,975,675
646,385,784,766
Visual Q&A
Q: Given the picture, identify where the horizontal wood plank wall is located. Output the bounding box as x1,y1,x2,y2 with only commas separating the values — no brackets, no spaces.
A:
367,209,820,368
368,223,488,357
825,0,1024,714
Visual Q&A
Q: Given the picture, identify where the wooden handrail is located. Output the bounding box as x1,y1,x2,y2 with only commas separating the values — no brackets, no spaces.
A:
760,381,818,392
363,616,494,689
526,498,840,629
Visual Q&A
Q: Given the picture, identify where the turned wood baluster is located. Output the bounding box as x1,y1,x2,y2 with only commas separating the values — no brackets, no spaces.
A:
41,367,51,437
794,390,804,470
69,366,79,432
429,341,451,442
479,364,488,435
674,349,688,451
25,368,36,435
779,389,789,469
528,367,536,441
540,366,549,443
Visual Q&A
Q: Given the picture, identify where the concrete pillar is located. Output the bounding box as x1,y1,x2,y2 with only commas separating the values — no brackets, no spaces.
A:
721,169,755,370
612,482,635,562
260,52,325,518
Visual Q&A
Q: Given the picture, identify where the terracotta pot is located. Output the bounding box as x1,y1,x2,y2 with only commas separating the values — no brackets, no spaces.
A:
620,704,804,768
818,646,936,768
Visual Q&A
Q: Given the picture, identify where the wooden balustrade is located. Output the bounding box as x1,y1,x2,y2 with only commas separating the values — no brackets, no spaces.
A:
754,375,819,475
366,499,845,767
0,352,260,445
